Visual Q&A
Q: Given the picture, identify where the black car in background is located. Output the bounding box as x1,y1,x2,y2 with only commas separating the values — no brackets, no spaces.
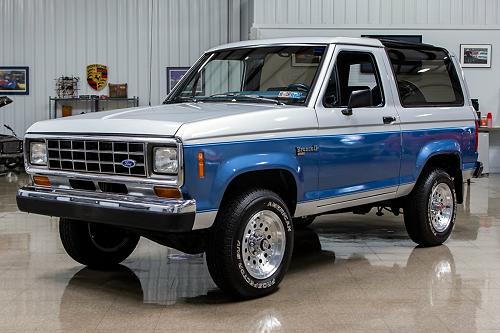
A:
0,97,23,169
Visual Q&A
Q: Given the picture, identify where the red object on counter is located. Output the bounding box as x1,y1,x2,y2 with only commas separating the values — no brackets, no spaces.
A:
487,112,493,128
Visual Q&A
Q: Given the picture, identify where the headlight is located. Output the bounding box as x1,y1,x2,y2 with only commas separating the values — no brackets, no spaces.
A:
30,142,47,166
153,147,178,174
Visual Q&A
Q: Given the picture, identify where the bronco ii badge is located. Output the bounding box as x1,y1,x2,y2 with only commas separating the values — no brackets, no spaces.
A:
295,145,319,156
86,64,108,90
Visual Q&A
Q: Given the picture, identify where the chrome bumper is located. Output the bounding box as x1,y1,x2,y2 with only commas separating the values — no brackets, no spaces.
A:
16,186,196,232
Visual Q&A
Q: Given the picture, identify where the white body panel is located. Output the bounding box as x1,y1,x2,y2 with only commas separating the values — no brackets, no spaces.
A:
207,37,384,52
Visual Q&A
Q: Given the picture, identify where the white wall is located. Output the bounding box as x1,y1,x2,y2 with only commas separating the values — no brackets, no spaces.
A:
252,0,500,26
0,0,233,136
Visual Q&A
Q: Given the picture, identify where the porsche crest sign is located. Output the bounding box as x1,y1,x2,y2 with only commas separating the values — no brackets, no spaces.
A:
86,64,108,90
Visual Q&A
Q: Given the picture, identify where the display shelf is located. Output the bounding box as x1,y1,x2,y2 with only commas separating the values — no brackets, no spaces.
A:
479,127,500,133
49,96,139,119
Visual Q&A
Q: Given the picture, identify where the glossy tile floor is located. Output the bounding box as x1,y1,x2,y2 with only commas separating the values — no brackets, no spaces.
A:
1,169,500,332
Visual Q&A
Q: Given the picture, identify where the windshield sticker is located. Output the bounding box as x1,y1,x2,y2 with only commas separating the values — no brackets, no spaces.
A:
278,91,304,99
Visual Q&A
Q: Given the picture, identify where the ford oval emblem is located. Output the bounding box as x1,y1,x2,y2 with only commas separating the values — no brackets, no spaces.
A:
121,159,136,168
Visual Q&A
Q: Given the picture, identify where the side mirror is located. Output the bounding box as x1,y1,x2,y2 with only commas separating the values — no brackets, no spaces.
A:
341,89,372,116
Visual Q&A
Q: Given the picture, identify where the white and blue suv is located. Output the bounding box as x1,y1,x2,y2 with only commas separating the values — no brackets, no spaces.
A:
17,37,480,298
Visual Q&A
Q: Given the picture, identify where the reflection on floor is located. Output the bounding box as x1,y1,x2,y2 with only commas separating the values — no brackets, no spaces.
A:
1,170,500,331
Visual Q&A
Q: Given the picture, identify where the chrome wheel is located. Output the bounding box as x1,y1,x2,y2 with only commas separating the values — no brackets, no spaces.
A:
428,183,454,233
242,210,286,280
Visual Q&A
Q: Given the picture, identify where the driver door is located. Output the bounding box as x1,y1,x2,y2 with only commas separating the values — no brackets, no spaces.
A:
314,45,402,211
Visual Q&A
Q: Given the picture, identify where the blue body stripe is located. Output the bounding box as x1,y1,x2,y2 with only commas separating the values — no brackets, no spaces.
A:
181,126,477,212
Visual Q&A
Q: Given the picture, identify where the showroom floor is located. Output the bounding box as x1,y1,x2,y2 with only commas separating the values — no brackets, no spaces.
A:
1,171,500,332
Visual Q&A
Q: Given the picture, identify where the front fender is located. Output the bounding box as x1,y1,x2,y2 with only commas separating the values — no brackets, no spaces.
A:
211,153,303,208
415,139,462,178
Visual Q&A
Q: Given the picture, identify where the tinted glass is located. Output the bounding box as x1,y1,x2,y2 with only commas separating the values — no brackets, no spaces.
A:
387,46,464,107
166,46,327,105
324,51,384,107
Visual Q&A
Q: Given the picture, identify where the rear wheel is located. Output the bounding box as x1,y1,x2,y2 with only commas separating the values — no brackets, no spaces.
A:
403,169,456,246
206,189,293,298
59,219,140,268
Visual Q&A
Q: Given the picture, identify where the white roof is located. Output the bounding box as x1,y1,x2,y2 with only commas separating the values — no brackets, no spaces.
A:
207,37,384,52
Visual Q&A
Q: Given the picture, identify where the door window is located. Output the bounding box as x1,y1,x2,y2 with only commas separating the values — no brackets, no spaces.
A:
323,51,384,108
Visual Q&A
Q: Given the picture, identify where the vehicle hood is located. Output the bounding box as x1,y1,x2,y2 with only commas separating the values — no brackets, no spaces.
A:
26,103,295,137
0,134,20,143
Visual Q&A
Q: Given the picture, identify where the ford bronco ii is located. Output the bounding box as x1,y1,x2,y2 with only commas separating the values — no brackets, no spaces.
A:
17,37,480,298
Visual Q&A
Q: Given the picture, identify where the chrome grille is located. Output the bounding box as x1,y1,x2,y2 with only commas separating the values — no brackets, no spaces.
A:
47,139,146,176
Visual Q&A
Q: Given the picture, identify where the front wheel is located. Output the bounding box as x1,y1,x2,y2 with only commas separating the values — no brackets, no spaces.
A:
206,189,293,298
59,219,140,268
403,168,456,247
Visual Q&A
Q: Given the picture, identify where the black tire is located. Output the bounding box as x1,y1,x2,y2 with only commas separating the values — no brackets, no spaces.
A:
292,216,315,229
403,168,457,247
59,218,140,268
206,189,294,298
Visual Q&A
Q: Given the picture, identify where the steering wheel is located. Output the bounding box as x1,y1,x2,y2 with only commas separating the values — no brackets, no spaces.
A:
398,80,425,103
286,83,310,92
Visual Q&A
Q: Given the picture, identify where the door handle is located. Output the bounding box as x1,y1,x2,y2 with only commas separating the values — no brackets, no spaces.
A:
383,116,397,124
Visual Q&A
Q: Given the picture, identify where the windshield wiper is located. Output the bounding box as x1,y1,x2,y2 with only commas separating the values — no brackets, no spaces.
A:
205,93,285,106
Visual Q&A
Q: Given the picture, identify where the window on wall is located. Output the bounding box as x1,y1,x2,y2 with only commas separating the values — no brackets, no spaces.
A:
323,51,384,108
386,46,464,107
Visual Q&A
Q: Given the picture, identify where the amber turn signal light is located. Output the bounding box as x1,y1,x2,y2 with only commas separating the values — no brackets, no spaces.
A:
198,151,205,179
33,175,51,187
154,186,182,199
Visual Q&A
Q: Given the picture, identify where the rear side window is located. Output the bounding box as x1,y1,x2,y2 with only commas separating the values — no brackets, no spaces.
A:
386,46,464,107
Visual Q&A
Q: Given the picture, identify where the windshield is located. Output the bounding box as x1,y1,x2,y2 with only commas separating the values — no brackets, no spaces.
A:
165,45,327,105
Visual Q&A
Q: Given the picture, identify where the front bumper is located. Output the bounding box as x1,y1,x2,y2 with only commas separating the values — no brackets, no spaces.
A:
0,152,23,160
16,186,196,232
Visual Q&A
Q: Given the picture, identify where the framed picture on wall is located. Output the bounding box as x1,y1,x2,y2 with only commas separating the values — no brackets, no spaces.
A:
167,67,203,94
0,66,29,95
460,44,492,68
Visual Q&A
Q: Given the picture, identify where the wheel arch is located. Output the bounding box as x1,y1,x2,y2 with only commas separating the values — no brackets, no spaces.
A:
217,168,299,218
416,151,464,204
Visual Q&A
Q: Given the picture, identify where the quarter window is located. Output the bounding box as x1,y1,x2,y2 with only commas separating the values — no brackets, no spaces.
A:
386,46,464,107
323,51,384,108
